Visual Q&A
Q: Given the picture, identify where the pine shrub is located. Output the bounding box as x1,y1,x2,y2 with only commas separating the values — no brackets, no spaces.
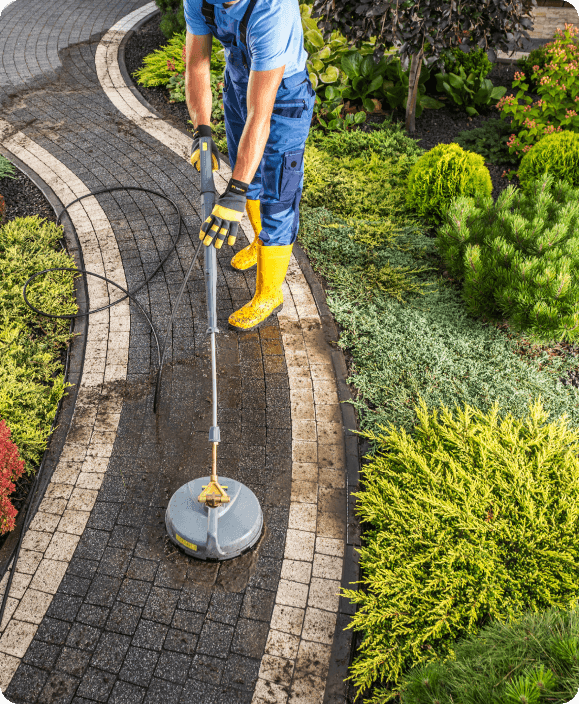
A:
400,606,579,704
0,420,25,535
346,400,579,699
406,143,492,224
438,174,579,342
518,131,579,192
154,0,185,38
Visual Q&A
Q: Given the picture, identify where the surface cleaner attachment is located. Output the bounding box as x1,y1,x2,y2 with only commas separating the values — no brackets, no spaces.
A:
165,138,263,560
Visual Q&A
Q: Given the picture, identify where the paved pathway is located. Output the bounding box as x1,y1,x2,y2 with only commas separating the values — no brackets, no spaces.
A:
0,2,355,702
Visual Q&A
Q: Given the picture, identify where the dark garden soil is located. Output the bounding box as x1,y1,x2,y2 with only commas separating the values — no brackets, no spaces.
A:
0,168,57,224
124,14,193,136
0,169,59,555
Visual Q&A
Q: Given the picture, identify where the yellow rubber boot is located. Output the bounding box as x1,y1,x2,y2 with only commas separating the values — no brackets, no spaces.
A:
229,241,293,331
230,199,261,271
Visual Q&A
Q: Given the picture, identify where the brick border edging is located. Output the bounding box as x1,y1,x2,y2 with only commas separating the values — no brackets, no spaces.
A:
291,246,360,704
0,148,89,580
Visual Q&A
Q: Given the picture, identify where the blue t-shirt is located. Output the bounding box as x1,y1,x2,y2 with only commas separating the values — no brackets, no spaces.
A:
184,0,307,77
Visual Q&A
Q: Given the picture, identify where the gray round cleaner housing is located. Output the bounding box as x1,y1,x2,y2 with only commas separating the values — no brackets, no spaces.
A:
165,476,263,560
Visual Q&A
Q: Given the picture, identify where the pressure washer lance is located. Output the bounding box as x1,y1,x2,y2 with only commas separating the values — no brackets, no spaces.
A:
164,140,263,560
197,140,229,510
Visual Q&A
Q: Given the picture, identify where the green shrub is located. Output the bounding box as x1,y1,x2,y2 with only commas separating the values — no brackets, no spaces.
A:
0,155,16,180
304,124,423,221
154,0,185,38
456,117,518,166
0,217,77,470
400,607,579,704
308,120,423,161
438,175,579,342
434,67,507,117
517,42,550,89
519,130,579,191
133,34,225,89
443,46,493,79
406,143,492,223
345,400,579,700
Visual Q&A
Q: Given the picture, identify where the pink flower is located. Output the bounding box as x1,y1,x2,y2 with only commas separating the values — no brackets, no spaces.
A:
167,59,176,72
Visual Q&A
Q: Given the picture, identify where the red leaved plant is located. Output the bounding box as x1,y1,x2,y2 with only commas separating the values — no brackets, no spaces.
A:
0,420,25,535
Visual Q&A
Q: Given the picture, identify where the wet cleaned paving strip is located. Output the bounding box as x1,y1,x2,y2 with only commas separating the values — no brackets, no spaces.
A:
0,1,353,702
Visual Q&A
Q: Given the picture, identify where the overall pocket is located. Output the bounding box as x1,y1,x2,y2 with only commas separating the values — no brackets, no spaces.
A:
279,149,305,202
272,100,306,119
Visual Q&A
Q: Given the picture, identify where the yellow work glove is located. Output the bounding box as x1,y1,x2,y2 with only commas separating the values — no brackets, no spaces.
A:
200,178,248,249
190,124,220,172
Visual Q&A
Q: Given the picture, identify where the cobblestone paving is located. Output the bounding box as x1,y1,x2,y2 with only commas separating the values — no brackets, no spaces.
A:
0,1,351,702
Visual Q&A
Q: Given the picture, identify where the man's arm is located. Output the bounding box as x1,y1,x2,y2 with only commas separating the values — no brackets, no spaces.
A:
232,66,285,184
185,31,213,128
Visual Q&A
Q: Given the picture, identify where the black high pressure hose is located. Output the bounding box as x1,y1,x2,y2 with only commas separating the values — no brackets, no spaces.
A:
0,185,206,630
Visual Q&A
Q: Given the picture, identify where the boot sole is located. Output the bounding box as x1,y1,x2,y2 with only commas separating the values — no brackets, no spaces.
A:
229,261,257,272
228,304,283,332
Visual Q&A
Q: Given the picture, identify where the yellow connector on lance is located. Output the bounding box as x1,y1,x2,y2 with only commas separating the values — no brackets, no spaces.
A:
198,479,230,508
198,444,230,508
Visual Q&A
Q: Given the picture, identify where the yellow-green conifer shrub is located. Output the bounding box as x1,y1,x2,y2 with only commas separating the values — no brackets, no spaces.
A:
345,400,579,702
438,174,579,342
406,143,492,223
518,130,579,192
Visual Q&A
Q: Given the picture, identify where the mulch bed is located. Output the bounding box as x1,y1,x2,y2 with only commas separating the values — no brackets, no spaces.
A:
124,15,193,135
0,169,59,554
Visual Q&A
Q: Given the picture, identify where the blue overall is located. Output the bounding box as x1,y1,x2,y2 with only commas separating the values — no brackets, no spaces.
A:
202,3,315,246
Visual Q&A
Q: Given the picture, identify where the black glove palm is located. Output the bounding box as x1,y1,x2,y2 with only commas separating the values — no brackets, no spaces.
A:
200,179,248,249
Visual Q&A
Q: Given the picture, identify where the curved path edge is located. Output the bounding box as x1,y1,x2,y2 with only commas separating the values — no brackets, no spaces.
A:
105,6,361,703
0,119,132,691
0,151,89,579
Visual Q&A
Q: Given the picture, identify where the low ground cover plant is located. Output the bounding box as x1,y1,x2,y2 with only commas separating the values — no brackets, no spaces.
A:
299,208,433,304
518,130,579,190
498,24,579,158
400,606,579,703
303,123,423,221
345,400,579,700
438,175,579,343
0,420,25,535
456,117,518,166
0,216,77,470
406,143,492,224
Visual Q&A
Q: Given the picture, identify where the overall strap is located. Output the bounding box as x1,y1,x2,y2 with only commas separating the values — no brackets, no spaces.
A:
238,0,259,59
201,0,217,31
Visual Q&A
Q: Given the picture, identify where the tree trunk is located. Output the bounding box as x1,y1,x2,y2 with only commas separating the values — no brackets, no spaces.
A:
405,49,424,134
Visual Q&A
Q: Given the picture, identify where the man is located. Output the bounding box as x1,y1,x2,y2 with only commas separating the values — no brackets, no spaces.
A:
184,0,315,330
